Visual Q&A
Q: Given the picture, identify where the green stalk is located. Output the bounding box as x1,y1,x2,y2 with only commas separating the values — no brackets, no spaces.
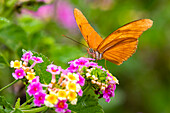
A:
0,79,18,92
20,97,34,108
21,106,48,113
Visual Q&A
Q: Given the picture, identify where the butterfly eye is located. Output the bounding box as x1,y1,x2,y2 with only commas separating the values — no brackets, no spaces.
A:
89,48,94,53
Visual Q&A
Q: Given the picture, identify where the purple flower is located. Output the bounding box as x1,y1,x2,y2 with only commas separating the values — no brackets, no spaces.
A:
55,99,68,113
46,64,61,75
78,89,83,96
31,56,44,63
21,51,33,62
77,74,85,86
56,1,76,29
12,68,26,80
27,82,43,96
34,92,46,106
102,85,115,103
67,64,79,73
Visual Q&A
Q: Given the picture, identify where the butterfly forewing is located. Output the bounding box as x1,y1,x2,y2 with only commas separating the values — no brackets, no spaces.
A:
74,8,103,50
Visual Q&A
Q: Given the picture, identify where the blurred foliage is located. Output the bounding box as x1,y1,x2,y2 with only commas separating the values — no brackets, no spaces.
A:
0,0,170,113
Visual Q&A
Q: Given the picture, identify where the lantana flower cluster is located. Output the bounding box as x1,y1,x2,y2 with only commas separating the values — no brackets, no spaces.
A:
10,51,118,113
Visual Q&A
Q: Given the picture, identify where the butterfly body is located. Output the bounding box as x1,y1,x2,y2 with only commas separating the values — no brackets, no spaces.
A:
87,48,103,60
74,8,153,65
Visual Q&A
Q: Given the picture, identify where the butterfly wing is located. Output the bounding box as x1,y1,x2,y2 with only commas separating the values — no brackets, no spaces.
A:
74,8,103,50
97,19,153,65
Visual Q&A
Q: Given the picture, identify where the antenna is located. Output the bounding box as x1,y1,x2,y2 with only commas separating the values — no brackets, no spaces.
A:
62,35,88,48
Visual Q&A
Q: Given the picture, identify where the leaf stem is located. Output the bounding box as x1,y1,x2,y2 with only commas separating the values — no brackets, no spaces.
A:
20,97,34,108
21,106,48,113
0,79,18,92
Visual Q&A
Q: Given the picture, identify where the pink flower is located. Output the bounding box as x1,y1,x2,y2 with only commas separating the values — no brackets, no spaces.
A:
31,56,44,63
12,68,26,79
67,64,78,73
55,99,68,113
21,51,33,62
77,74,85,86
35,4,54,20
78,89,83,96
32,76,40,83
46,64,61,75
56,1,76,29
88,62,98,67
29,56,44,69
34,92,46,106
73,57,90,67
27,82,43,96
65,109,71,113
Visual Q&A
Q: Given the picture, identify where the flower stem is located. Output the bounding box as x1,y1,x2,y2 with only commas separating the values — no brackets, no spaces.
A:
20,97,34,108
0,79,18,92
21,106,48,113
83,82,91,94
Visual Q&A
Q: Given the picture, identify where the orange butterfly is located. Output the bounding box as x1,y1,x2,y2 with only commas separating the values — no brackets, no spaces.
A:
74,8,153,65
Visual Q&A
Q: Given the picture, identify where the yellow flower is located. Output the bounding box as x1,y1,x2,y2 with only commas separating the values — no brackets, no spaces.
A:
67,91,77,101
26,72,35,81
66,82,76,92
10,60,22,68
46,93,58,105
66,73,79,82
112,76,119,84
107,71,119,84
57,89,67,100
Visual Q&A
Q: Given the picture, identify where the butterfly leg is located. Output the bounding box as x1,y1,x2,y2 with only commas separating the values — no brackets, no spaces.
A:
83,53,88,57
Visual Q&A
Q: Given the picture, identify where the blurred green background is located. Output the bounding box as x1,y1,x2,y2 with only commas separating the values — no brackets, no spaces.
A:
0,0,170,113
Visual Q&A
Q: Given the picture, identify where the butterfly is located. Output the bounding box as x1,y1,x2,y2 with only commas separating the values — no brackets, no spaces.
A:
74,8,153,65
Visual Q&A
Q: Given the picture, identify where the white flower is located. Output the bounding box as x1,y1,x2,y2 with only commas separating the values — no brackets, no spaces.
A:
92,75,98,80
91,80,96,84
100,86,105,91
96,81,101,86
44,101,54,107
76,84,81,92
86,73,91,78
71,98,77,105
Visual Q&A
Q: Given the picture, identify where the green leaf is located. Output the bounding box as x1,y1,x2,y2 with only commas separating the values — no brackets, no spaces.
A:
0,96,13,113
0,24,28,51
15,98,20,109
11,108,24,113
23,49,52,84
0,53,9,66
21,1,45,11
69,94,104,113
18,15,44,35
0,17,10,29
